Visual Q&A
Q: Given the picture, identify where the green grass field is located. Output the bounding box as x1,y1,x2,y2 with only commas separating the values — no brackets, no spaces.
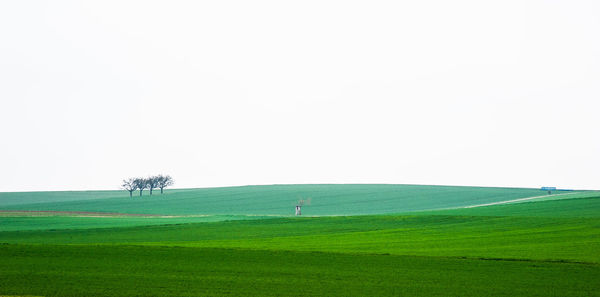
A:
0,184,554,216
1,184,598,296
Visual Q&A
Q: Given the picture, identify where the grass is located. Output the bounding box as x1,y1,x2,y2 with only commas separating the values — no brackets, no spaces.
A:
419,192,600,218
0,185,598,296
1,244,599,297
0,190,127,206
2,214,599,263
0,184,558,215
0,215,273,231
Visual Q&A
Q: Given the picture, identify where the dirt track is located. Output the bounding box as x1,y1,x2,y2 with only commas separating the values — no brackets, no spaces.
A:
462,192,575,208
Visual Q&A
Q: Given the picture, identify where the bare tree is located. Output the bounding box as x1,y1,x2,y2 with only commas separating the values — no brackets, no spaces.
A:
121,178,136,198
134,178,148,197
146,176,159,196
156,174,174,194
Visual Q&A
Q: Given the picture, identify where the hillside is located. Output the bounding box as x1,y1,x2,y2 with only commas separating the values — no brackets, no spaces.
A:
0,184,561,216
1,184,599,297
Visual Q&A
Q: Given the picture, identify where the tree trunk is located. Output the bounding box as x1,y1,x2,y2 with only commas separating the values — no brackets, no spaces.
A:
129,191,132,198
150,188,153,195
160,187,164,194
139,189,143,196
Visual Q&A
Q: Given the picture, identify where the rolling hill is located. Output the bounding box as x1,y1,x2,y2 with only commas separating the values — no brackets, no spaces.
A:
1,184,598,297
0,184,567,216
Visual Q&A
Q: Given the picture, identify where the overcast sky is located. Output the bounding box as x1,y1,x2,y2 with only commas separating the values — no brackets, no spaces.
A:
1,0,599,192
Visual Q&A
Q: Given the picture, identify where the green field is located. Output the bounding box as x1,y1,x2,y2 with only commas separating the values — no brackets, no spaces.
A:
0,184,553,216
1,184,599,296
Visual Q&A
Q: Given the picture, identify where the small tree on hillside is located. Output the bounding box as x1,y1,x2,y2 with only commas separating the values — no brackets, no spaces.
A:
156,174,174,194
146,176,159,196
134,178,148,197
121,178,136,198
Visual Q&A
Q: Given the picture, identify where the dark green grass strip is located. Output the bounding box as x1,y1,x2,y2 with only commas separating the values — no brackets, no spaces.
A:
1,244,599,297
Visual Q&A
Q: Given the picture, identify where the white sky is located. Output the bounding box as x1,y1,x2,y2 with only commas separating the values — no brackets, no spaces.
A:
1,0,599,191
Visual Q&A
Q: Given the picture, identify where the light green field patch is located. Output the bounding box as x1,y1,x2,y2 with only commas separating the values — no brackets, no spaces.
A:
3,214,599,263
137,216,600,263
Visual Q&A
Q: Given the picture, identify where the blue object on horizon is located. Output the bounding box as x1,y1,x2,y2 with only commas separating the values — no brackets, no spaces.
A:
541,187,557,191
